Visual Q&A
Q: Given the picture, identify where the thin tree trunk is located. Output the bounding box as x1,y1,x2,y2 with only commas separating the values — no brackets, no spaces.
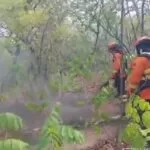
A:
141,0,146,36
120,0,124,44
131,0,141,22
94,31,99,52
38,18,50,75
117,0,125,143
126,0,137,40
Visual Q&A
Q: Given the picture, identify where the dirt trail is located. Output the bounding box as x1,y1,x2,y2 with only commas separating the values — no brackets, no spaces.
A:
63,119,128,150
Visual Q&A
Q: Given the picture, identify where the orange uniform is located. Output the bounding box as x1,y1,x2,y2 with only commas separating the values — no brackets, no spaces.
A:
126,36,150,148
108,42,127,97
111,52,126,96
128,56,150,100
112,53,125,79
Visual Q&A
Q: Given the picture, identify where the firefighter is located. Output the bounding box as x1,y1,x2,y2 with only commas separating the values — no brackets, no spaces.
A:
127,36,150,99
108,42,127,97
127,36,150,148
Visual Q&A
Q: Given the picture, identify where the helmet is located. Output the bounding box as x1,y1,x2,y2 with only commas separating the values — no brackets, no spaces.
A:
108,42,123,53
108,42,118,50
135,36,150,55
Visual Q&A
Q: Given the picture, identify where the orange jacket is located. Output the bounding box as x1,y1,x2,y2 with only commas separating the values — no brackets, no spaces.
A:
127,56,150,100
112,53,125,79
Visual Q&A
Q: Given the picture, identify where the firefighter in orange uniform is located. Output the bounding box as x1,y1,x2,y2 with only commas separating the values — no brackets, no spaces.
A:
127,36,150,99
108,42,127,97
127,36,150,148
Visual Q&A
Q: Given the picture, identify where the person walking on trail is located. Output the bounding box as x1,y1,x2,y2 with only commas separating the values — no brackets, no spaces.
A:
108,42,127,98
127,36,150,148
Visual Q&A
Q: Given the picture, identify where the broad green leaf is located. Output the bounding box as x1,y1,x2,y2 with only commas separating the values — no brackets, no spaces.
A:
132,108,140,123
133,98,139,107
125,102,133,118
38,106,85,149
142,111,150,128
122,123,145,148
140,129,150,137
0,139,29,150
0,113,23,131
139,100,150,111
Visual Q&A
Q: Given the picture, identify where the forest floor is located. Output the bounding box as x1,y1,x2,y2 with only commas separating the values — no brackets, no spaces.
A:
0,94,129,150
63,99,129,150
62,74,130,150
0,73,130,149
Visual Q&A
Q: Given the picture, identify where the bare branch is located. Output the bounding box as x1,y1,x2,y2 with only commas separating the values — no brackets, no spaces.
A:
141,0,146,35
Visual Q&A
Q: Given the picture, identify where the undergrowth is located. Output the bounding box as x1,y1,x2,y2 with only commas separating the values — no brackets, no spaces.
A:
0,104,85,150
92,85,114,121
122,96,150,149
37,103,85,150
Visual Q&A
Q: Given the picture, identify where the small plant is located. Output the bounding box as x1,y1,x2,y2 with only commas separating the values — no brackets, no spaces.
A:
0,112,23,131
92,86,114,120
25,102,49,113
99,112,109,121
0,112,29,150
92,125,102,135
37,103,85,150
92,86,114,107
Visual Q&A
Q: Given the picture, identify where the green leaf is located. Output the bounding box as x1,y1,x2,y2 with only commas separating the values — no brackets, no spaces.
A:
25,102,48,112
142,111,150,128
132,108,140,123
140,128,150,137
36,136,50,150
0,139,29,150
133,98,139,107
139,100,150,111
125,102,133,118
122,123,145,148
0,113,23,131
38,105,85,149
93,125,102,135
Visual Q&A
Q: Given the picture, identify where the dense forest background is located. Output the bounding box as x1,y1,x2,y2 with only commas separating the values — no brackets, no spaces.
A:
1,0,148,94
0,0,149,150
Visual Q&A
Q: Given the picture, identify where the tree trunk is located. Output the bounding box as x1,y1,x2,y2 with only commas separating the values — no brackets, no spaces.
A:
141,0,146,36
94,31,99,52
120,0,124,44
